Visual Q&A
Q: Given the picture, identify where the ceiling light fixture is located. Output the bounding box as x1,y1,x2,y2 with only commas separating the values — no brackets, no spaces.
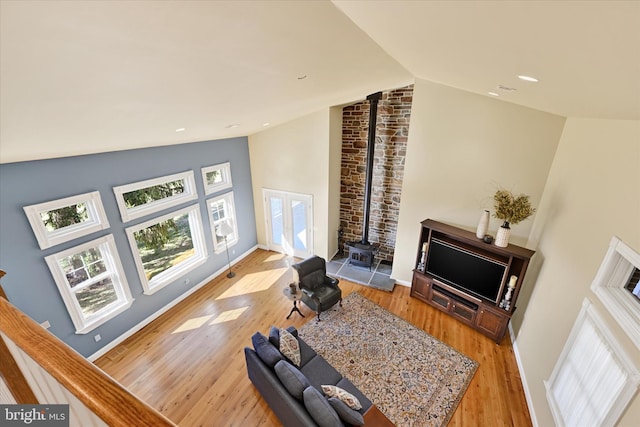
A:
175,128,186,132
262,122,271,127
225,124,240,129
518,75,539,83
488,92,500,97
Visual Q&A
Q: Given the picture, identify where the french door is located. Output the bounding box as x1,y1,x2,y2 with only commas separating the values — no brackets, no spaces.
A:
263,189,313,258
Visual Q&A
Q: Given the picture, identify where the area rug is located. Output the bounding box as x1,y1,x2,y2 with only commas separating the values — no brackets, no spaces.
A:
298,292,478,426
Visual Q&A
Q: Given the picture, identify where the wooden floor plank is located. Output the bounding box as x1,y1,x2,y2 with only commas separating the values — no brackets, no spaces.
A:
95,249,532,426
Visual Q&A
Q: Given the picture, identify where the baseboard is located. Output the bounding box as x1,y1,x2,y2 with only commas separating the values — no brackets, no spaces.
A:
508,323,539,427
87,245,258,361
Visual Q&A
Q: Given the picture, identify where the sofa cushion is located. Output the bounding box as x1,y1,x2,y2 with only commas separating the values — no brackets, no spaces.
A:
328,397,365,426
300,355,342,390
279,328,301,366
268,325,280,348
322,384,362,410
274,360,310,400
251,332,284,369
303,386,342,427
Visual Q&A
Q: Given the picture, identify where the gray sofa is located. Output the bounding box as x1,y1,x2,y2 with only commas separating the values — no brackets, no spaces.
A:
244,326,373,427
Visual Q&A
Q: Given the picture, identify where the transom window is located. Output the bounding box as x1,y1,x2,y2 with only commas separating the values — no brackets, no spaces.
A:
201,162,232,195
45,235,133,334
591,236,640,349
126,204,208,295
24,191,110,250
207,192,238,254
113,171,198,222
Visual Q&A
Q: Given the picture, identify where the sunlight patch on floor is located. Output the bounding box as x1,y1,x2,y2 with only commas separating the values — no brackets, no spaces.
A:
216,267,289,300
172,315,213,334
210,306,248,324
264,253,286,262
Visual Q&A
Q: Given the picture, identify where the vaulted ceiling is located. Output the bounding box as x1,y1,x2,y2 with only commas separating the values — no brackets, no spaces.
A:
1,1,638,164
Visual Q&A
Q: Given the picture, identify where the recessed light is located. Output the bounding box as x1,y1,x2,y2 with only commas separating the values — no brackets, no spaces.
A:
518,75,539,83
175,128,186,132
488,92,500,97
262,122,271,127
225,123,240,129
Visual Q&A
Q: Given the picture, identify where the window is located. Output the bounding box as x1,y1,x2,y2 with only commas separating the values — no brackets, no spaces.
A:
201,162,232,195
590,236,640,349
126,204,207,294
545,299,640,426
113,171,198,222
24,191,110,250
207,192,238,254
45,235,133,334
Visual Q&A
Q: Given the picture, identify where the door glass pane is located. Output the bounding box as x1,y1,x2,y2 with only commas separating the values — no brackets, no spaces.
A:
270,198,283,246
291,200,307,251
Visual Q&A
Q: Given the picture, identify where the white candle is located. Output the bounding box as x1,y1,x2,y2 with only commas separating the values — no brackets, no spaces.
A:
422,242,428,252
508,275,517,288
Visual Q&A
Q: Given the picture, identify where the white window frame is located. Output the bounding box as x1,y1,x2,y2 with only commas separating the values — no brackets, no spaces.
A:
24,191,110,250
126,204,208,295
590,236,640,349
545,299,640,427
201,162,232,195
113,170,198,222
207,191,239,254
44,235,133,334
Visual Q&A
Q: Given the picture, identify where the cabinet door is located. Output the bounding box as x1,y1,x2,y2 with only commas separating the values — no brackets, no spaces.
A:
451,302,476,325
476,307,509,341
411,272,430,300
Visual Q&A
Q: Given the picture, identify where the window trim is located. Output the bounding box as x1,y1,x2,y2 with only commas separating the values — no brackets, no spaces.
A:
545,298,640,426
44,235,133,334
201,162,233,195
207,191,239,255
590,236,640,349
24,191,110,250
126,204,208,295
113,170,198,222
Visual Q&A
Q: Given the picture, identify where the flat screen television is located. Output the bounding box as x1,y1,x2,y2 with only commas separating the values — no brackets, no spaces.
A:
425,238,508,303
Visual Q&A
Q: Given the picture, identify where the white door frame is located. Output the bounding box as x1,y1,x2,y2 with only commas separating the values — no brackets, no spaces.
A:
263,188,313,258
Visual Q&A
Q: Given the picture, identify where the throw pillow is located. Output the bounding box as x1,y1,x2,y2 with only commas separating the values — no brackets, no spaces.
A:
328,397,365,426
251,332,284,369
303,386,342,427
279,328,301,366
274,360,310,400
321,385,362,410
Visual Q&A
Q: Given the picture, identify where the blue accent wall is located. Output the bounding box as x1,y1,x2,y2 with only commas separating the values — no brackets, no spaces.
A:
0,137,256,357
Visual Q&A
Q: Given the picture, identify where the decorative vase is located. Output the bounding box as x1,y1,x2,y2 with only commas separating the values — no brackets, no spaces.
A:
495,221,511,247
476,210,490,239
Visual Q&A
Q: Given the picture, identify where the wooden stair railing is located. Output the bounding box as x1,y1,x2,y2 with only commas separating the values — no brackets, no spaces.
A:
0,286,175,426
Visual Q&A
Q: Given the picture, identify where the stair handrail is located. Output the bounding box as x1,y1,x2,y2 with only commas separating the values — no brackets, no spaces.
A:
0,294,175,426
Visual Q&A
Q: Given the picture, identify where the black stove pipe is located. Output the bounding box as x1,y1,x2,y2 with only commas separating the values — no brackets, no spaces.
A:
361,91,382,245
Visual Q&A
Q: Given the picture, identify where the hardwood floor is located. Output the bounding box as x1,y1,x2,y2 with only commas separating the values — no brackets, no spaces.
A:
95,249,532,426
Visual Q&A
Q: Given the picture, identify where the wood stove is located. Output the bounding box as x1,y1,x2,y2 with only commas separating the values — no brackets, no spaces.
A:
345,91,382,271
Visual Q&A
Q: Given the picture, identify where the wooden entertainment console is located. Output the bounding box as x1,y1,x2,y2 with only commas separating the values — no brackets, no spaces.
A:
411,219,535,343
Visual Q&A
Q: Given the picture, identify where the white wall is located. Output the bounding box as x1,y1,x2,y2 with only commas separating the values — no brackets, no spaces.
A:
248,109,337,260
393,78,566,284
516,118,640,426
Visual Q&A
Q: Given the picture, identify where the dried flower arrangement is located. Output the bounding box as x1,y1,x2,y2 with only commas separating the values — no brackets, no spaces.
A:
493,189,536,227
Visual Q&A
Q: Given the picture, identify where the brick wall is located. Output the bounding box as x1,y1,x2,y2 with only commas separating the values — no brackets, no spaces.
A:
340,85,413,263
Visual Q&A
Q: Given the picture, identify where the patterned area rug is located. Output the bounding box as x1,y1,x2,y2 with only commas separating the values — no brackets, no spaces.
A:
298,292,478,426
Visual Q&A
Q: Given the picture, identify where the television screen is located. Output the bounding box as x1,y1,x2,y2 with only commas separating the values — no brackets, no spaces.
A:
426,238,507,303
